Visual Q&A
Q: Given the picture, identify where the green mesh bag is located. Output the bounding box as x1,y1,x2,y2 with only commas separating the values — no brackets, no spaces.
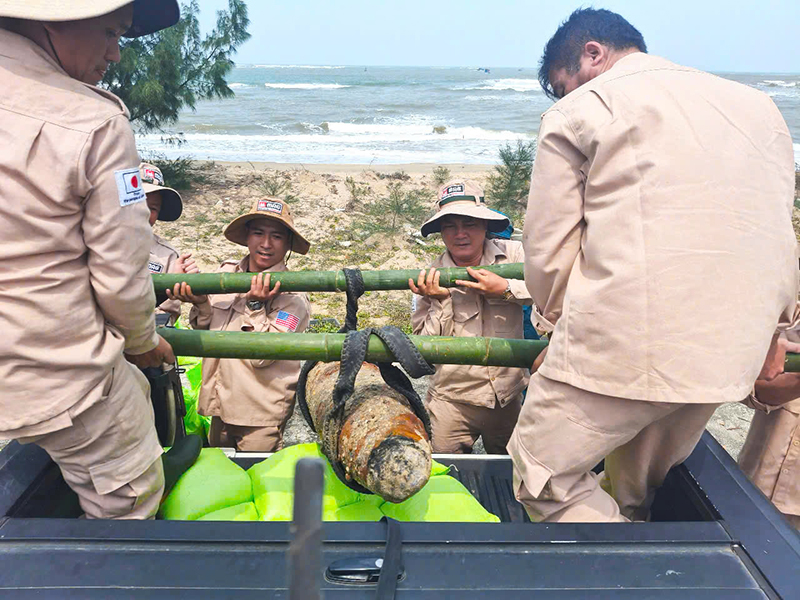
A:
158,448,253,520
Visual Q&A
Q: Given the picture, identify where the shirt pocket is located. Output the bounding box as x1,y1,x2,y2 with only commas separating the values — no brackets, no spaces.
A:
452,292,480,326
485,299,519,334
210,294,246,328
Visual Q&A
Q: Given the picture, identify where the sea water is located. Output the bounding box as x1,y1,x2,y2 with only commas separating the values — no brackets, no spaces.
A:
136,65,800,165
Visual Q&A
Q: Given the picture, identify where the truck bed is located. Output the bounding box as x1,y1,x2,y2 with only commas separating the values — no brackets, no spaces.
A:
0,433,798,598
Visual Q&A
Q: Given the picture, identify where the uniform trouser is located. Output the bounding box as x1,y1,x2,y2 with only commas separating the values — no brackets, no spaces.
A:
18,357,165,519
738,407,800,530
209,417,285,452
428,394,523,454
508,374,720,523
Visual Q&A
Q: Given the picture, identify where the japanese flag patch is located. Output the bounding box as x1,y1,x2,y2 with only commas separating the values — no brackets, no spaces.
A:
115,168,146,207
275,310,300,331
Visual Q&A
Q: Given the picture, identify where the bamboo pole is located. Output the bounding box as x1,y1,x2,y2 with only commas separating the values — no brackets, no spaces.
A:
152,263,524,295
158,328,800,372
158,328,546,368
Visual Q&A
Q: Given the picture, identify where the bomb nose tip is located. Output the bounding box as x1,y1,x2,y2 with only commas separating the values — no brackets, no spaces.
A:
366,435,432,503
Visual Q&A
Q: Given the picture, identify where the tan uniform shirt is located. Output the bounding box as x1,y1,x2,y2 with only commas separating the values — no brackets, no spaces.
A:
412,239,531,408
0,30,157,435
190,256,311,426
149,233,181,325
524,52,797,405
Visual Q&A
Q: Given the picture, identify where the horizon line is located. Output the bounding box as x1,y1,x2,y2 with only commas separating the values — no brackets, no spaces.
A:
234,63,800,75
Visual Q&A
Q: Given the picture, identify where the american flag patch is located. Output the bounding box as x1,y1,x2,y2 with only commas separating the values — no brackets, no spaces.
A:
275,310,300,331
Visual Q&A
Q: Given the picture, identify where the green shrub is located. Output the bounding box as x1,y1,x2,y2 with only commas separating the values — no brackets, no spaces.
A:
486,140,537,220
258,172,291,197
361,184,430,234
143,154,209,190
432,166,451,186
307,317,341,333
345,176,371,209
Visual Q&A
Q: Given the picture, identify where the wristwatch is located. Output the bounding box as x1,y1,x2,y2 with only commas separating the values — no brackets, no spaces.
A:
501,280,513,301
246,299,264,311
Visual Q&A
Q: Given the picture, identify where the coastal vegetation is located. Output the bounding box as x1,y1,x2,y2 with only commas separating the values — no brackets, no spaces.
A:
103,0,251,134
486,140,536,221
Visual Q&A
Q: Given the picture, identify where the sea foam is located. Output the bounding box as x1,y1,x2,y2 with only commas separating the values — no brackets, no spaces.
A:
264,83,350,90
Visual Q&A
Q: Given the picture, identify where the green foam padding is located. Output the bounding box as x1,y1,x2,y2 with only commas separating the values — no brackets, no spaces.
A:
197,502,259,521
379,473,501,523
249,443,364,521
324,501,385,522
158,447,253,520
180,359,210,441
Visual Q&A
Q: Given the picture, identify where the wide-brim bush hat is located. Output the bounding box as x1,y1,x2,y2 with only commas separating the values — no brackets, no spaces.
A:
420,179,510,237
0,0,180,37
139,162,182,222
224,198,311,255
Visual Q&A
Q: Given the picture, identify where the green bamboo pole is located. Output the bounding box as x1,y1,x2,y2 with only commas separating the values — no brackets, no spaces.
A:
785,353,800,373
159,329,800,372
152,263,524,295
159,328,546,368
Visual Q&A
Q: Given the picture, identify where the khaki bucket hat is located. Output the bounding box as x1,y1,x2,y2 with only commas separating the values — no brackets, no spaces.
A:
420,179,510,237
0,0,180,37
224,198,311,255
139,162,182,222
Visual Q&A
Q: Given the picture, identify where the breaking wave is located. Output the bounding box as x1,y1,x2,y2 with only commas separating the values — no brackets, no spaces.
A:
264,83,351,90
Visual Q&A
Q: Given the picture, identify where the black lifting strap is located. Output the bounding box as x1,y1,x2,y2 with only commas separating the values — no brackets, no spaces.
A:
296,268,365,432
295,269,435,495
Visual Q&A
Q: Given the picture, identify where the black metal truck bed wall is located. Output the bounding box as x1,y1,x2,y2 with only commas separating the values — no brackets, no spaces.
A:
0,433,798,598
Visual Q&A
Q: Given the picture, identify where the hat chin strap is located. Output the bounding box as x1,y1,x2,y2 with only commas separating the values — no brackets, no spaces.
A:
43,26,68,74
285,231,294,266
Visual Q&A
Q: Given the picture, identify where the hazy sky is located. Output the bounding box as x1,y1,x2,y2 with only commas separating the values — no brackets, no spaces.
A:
197,1,799,73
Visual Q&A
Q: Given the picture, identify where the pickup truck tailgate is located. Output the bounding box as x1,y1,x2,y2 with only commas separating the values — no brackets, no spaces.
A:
0,433,797,598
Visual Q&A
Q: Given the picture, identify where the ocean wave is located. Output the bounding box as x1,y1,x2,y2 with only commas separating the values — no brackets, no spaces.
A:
465,94,531,103
228,83,251,89
762,80,797,88
264,83,351,90
454,78,542,93
249,64,345,69
136,132,532,165
765,89,800,99
139,123,528,145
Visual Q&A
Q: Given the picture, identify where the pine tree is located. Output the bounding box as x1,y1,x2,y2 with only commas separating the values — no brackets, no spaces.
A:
102,0,251,133
486,140,537,220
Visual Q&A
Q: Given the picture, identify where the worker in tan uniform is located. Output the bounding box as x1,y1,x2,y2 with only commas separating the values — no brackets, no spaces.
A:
510,8,798,522
167,198,312,451
410,180,532,454
140,162,199,326
738,330,800,530
0,0,186,519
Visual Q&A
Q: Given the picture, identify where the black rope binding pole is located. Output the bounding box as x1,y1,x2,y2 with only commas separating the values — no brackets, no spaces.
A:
295,269,435,494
